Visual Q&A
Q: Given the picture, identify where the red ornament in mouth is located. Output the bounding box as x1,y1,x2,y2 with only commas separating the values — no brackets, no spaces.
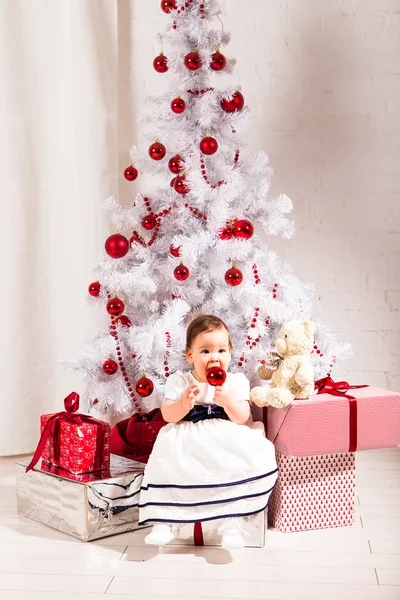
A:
206,367,226,386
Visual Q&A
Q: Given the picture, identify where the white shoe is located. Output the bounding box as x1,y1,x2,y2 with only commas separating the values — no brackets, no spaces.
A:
144,524,174,546
221,528,244,551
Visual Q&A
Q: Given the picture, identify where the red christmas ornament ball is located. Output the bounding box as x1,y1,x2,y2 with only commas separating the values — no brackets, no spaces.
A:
233,219,254,240
221,91,245,113
142,213,158,231
160,0,177,13
124,166,138,181
171,97,186,114
105,233,130,258
103,359,118,375
115,315,132,328
206,366,227,386
200,136,218,155
149,141,166,161
106,297,125,317
174,175,190,194
88,281,101,297
170,244,181,257
218,227,233,241
135,375,154,397
184,51,202,70
210,52,226,71
170,176,178,187
174,264,190,281
153,54,168,73
225,266,243,287
168,155,184,174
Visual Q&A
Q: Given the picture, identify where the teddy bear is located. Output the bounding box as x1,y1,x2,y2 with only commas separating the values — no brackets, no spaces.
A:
250,320,316,408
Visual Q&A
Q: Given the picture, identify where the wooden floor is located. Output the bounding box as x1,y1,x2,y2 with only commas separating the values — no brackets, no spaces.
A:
0,449,399,600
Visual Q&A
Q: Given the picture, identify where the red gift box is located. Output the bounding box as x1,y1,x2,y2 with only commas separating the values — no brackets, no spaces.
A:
26,392,110,476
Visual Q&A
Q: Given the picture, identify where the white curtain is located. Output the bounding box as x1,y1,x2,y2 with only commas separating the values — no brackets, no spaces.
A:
0,0,118,455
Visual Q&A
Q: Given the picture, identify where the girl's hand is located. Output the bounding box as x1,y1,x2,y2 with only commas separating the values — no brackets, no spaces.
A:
181,384,200,412
213,386,233,409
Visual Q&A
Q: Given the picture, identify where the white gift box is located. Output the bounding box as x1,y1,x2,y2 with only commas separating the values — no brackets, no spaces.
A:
171,511,266,548
16,454,148,541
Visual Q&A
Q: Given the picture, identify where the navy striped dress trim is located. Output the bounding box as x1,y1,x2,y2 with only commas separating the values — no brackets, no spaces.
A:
140,468,278,491
138,500,271,526
138,483,276,509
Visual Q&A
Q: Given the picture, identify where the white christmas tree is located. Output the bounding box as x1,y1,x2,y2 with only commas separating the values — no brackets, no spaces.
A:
74,0,349,419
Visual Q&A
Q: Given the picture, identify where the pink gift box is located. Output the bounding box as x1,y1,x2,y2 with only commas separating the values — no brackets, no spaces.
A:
269,451,355,532
264,386,400,457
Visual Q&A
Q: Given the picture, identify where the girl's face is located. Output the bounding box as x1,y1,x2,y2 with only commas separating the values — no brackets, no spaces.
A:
186,326,232,382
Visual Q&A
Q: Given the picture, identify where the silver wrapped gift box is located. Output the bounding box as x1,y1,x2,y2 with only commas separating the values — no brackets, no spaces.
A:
16,454,148,541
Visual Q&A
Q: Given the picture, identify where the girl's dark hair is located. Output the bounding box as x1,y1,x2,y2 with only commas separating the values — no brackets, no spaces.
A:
186,314,232,350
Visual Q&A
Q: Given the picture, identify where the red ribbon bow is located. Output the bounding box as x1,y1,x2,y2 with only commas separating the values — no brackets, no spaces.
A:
315,377,368,452
26,392,106,474
314,376,368,400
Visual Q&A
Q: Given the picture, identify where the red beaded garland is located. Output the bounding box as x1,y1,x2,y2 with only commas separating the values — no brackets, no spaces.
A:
148,141,166,161
88,281,101,297
233,219,254,240
252,263,261,285
160,0,177,13
164,331,172,378
206,366,226,386
170,244,181,257
225,265,243,286
184,203,207,220
200,155,226,188
106,297,125,317
141,213,158,231
221,91,245,113
210,52,226,71
174,263,189,281
184,51,202,70
123,166,138,181
200,136,218,155
109,316,157,436
102,359,118,375
153,54,168,73
135,375,154,397
238,307,262,366
168,155,184,174
105,234,130,258
187,88,214,97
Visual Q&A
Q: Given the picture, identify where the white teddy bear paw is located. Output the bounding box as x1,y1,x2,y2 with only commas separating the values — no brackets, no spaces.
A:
267,388,294,408
250,386,269,407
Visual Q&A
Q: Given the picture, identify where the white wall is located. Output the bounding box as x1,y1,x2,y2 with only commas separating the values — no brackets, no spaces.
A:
118,0,400,390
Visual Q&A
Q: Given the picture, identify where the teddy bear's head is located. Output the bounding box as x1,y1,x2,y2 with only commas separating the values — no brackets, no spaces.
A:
275,320,316,357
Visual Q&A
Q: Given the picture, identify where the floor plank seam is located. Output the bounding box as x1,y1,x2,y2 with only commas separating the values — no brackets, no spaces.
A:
104,576,114,594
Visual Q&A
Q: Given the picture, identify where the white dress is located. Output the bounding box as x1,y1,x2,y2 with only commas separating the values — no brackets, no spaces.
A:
138,371,278,527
